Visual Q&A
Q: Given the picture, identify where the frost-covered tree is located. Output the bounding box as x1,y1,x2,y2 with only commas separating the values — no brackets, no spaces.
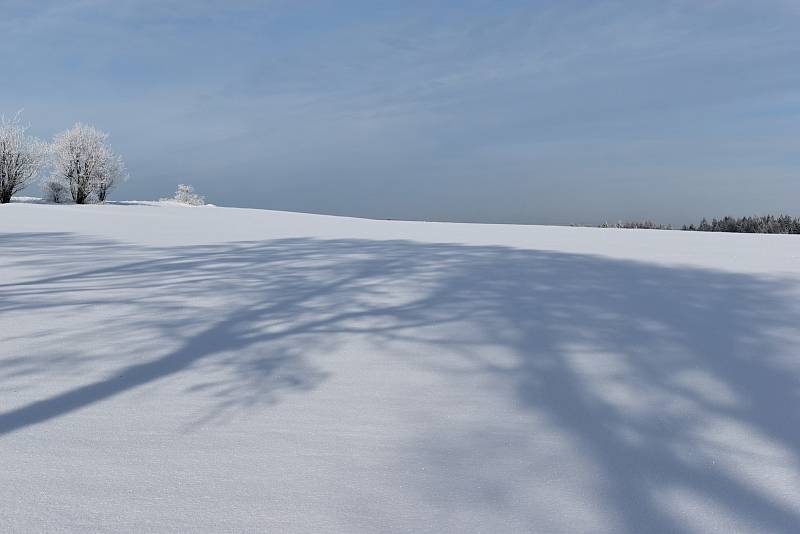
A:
0,113,48,204
94,153,126,202
172,184,205,205
42,180,68,203
684,214,800,234
50,123,127,204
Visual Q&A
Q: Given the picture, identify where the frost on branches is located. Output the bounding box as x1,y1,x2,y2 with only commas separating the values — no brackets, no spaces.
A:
41,180,68,204
172,184,205,205
0,113,48,204
50,123,127,204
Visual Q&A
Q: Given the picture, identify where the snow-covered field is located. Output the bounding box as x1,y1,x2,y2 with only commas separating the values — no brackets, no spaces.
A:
2,202,799,533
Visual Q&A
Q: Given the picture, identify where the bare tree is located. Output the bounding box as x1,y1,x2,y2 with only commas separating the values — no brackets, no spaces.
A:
51,123,127,204
0,113,48,204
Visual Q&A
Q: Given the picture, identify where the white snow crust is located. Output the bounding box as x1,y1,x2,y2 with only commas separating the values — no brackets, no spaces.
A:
2,202,799,533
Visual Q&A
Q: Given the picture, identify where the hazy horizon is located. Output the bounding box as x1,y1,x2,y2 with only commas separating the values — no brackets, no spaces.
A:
3,1,799,225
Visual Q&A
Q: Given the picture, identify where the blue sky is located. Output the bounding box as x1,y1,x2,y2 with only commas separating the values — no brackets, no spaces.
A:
2,0,799,224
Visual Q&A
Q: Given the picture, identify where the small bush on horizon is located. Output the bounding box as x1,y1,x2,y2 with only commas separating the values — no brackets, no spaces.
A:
168,184,205,206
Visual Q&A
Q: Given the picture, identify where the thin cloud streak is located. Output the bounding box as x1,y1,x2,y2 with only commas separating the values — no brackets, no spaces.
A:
1,0,798,224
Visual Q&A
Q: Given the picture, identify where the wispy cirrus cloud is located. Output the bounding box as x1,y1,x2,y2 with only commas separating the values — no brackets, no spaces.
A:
1,0,799,224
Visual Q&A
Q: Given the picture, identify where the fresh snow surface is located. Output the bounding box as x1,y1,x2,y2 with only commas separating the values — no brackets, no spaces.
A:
1,202,799,533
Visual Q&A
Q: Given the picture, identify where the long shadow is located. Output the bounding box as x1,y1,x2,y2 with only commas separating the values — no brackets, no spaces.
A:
0,231,799,532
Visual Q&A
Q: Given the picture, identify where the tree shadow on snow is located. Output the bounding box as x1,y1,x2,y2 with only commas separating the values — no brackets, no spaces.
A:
0,231,799,532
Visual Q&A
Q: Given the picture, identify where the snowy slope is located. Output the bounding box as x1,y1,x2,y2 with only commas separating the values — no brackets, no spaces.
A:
1,202,799,533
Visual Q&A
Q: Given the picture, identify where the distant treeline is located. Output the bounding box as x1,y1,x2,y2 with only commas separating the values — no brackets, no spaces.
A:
683,215,800,234
594,215,800,234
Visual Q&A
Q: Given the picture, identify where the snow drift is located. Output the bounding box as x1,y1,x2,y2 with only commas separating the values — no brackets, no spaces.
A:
1,203,799,533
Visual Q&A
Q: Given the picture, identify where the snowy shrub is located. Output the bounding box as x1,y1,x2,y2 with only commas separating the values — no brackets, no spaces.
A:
0,113,48,204
50,123,127,204
42,180,69,203
171,184,205,205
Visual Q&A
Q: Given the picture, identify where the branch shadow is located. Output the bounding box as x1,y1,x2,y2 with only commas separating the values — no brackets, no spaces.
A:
0,231,798,532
